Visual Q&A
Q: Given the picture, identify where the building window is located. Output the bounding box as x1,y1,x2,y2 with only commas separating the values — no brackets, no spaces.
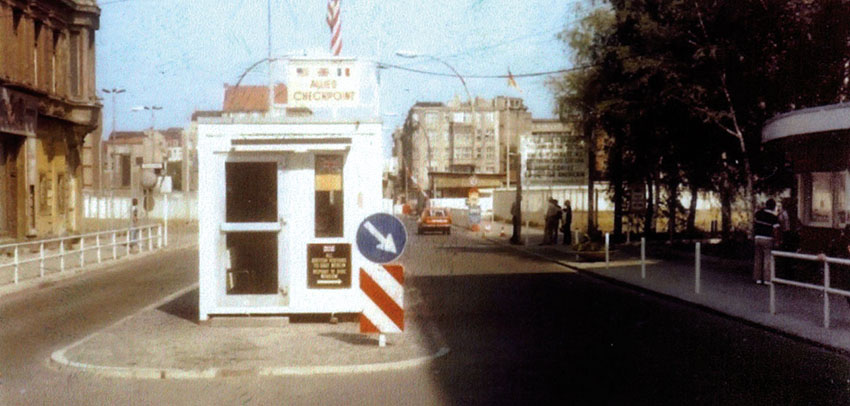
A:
69,31,80,97
315,155,344,238
799,171,850,227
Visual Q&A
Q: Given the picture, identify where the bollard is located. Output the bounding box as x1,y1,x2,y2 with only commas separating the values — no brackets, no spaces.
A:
378,334,387,348
60,240,65,272
605,233,610,269
13,246,19,284
126,229,131,256
824,261,831,329
80,237,85,268
158,224,163,249
769,252,776,314
39,243,45,278
112,232,117,260
640,237,646,279
148,227,153,251
524,220,529,245
695,242,701,294
96,234,102,264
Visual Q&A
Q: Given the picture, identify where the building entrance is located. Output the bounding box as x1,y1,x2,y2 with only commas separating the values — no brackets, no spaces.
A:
0,136,23,238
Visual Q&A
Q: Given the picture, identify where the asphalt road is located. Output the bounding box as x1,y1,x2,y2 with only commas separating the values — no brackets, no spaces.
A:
1,220,849,405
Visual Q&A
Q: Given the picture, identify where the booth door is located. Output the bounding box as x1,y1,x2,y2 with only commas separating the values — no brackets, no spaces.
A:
222,159,287,301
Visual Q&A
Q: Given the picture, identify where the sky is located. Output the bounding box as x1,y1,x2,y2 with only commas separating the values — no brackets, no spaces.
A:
96,0,584,155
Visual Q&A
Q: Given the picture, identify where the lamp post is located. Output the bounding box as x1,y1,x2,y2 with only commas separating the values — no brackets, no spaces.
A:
101,88,125,195
395,51,478,192
131,105,163,130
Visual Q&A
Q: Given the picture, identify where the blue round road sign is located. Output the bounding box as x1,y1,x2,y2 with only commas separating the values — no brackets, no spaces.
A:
356,213,407,264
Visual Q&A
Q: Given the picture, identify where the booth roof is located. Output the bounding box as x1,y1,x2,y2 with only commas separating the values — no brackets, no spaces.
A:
763,103,850,143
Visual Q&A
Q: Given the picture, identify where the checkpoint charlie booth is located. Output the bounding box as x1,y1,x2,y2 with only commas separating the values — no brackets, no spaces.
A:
762,103,850,251
197,57,383,321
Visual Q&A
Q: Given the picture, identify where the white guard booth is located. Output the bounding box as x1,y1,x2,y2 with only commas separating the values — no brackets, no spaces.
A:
197,57,382,320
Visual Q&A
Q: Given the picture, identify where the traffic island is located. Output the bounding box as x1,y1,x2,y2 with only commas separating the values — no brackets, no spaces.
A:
50,286,449,379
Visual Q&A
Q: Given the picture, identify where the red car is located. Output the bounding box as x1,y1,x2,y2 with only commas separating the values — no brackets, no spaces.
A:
418,208,452,235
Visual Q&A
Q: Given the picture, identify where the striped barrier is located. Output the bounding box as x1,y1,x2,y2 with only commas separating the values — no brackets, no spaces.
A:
360,264,404,335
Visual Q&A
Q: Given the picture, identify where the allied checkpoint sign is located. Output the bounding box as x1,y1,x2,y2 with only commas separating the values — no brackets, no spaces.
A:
286,59,361,108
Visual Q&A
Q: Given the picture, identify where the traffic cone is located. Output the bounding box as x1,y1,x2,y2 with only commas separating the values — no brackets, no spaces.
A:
500,226,506,238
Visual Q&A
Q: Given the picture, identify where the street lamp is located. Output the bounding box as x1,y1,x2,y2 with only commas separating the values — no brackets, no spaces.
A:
101,88,125,195
395,51,478,189
131,105,163,130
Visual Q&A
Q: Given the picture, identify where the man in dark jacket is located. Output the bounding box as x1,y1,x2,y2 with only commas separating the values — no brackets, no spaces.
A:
753,199,780,284
561,199,572,245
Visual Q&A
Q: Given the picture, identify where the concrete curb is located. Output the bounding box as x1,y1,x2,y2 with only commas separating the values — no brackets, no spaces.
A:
49,281,451,379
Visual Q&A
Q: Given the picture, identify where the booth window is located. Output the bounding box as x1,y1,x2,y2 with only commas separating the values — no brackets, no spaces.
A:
225,232,277,294
315,155,343,237
226,162,277,222
799,171,849,227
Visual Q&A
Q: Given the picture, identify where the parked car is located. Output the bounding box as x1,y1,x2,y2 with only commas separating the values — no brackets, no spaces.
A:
418,208,452,235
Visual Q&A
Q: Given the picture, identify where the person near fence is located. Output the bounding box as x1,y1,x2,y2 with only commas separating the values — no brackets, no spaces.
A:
130,198,140,251
753,199,780,285
561,199,572,246
510,198,522,245
551,199,562,244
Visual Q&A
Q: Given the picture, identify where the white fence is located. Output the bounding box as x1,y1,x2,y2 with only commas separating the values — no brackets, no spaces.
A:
83,191,198,221
770,250,850,329
0,224,163,287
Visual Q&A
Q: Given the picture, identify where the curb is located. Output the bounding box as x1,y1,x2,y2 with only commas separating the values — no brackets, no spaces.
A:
49,282,451,379
483,234,850,357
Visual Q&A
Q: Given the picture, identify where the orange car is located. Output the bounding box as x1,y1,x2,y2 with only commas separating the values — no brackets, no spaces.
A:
418,208,452,235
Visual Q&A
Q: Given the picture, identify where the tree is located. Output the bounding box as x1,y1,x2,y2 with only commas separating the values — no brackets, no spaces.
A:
552,0,850,239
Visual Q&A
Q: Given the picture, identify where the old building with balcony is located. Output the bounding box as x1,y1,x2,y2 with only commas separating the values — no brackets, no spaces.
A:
0,0,101,240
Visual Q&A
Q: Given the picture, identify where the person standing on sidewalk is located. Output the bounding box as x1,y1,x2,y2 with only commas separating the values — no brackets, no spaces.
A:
561,199,572,245
551,199,562,244
753,199,780,284
510,197,522,245
541,198,558,245
130,198,140,252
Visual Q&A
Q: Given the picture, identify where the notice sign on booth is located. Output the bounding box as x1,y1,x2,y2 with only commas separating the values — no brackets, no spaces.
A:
307,243,351,288
287,59,360,108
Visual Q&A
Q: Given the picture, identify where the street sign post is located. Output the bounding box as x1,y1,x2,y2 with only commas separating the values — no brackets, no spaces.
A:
356,213,407,264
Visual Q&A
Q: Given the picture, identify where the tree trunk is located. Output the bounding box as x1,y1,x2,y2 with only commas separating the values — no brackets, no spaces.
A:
667,178,678,242
613,181,623,237
585,118,597,235
687,182,698,234
720,173,733,241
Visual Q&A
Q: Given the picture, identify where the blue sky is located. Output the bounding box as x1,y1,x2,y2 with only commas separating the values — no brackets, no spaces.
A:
97,0,583,152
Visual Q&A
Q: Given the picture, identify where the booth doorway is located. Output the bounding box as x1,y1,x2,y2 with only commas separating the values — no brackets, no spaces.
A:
224,161,280,295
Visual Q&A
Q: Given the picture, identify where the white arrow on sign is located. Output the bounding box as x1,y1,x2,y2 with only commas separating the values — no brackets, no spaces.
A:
363,221,397,254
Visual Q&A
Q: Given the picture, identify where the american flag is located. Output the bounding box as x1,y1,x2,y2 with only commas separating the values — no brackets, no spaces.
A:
326,0,342,56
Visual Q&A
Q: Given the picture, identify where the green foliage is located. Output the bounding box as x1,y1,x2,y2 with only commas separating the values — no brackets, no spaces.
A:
551,0,850,236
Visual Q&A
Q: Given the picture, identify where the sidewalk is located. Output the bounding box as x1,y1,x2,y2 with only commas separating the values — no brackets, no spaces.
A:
473,220,850,353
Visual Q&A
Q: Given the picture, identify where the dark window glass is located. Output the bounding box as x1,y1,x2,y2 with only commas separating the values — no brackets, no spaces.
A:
226,162,277,223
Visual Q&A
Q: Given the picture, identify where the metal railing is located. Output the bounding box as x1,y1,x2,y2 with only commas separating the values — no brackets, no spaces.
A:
0,224,163,287
770,250,850,329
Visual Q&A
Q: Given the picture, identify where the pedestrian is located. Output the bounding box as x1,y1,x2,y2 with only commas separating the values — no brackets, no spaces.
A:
561,199,572,245
510,197,522,245
541,198,558,245
778,198,798,252
551,199,562,244
130,198,140,251
753,198,780,284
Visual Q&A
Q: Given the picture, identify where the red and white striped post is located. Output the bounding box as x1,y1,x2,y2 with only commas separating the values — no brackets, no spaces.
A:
360,264,404,347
